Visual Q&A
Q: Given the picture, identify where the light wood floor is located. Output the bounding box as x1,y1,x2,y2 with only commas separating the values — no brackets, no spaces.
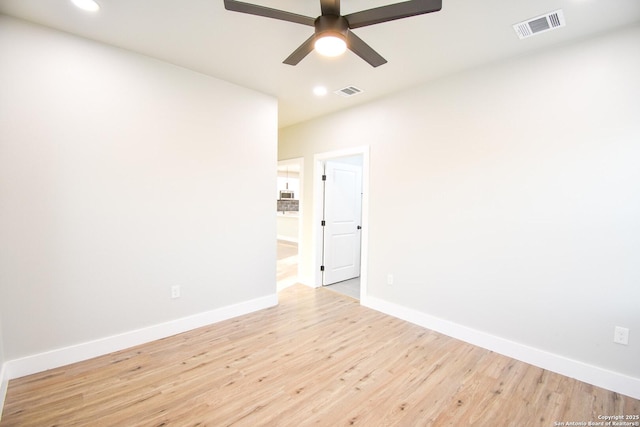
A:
2,285,638,426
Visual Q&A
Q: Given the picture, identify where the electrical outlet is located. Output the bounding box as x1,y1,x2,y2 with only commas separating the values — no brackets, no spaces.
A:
614,326,629,345
387,274,394,286
171,285,181,299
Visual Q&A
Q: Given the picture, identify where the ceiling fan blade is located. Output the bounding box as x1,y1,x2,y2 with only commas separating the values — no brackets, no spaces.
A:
283,34,316,66
345,0,442,29
320,0,340,16
346,31,387,67
224,0,315,26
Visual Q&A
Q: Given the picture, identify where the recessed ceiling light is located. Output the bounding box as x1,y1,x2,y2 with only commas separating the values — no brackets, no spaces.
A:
313,86,328,97
71,0,100,12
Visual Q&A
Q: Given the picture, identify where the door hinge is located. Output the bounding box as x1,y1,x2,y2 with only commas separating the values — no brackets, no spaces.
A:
320,265,325,271
322,174,327,181
321,220,326,226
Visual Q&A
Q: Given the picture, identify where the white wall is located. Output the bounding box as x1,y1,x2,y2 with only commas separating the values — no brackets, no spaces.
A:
280,24,640,396
277,215,299,242
0,16,277,363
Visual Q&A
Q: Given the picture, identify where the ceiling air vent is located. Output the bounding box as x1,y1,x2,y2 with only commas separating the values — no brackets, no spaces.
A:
513,9,565,40
335,86,363,97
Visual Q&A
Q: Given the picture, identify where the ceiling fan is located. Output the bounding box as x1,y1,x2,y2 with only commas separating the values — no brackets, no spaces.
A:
223,0,443,67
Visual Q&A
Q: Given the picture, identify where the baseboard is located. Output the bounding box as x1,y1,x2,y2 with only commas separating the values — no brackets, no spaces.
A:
4,293,278,382
0,362,7,421
362,295,640,400
298,280,319,288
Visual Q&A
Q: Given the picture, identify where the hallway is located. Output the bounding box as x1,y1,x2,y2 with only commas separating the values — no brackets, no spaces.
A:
276,240,298,291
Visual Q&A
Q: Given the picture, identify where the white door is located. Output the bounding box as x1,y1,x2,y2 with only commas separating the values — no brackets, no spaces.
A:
322,161,362,285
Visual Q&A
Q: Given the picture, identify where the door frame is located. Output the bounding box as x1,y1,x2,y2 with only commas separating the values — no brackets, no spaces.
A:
313,146,369,301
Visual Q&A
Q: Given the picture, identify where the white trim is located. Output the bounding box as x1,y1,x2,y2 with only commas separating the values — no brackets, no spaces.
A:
362,295,640,400
360,150,370,303
4,294,277,381
312,146,370,301
288,275,315,289
0,362,7,421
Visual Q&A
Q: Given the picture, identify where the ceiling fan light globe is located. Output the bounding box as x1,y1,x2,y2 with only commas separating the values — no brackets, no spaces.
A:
314,35,347,57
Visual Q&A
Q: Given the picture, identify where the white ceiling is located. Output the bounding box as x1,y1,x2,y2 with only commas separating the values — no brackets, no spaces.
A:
1,0,639,128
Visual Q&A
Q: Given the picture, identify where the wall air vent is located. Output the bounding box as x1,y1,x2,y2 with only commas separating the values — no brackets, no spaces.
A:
513,9,565,40
335,86,363,97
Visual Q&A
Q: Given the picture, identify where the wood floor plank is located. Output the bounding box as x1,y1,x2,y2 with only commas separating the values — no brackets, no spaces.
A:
1,284,638,426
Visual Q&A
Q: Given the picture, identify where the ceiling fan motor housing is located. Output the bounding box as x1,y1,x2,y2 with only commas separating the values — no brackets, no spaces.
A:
315,15,349,40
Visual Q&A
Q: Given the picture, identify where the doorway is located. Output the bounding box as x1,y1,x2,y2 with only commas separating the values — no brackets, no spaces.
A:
322,158,362,284
314,147,369,301
277,158,303,291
